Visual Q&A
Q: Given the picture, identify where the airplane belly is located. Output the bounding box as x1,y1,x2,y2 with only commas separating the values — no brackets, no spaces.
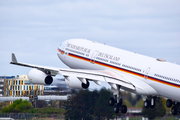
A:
110,70,159,95
150,82,180,102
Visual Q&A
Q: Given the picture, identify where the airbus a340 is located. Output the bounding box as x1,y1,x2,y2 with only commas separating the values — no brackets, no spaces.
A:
11,39,180,115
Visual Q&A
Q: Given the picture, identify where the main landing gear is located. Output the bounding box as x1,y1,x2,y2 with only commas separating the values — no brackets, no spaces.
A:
144,97,180,115
166,99,180,115
144,96,156,108
108,86,127,114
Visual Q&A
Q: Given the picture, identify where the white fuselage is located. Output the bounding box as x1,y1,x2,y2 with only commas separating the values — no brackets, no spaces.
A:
57,39,180,102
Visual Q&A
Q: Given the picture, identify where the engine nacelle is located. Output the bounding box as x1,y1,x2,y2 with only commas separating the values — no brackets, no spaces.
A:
28,69,53,85
64,76,89,89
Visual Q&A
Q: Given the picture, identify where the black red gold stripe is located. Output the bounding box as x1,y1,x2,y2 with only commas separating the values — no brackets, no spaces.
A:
148,76,180,88
57,48,65,54
58,50,180,88
68,53,90,62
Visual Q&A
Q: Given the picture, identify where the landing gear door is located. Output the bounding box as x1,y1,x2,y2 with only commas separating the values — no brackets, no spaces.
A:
90,50,99,64
144,67,151,79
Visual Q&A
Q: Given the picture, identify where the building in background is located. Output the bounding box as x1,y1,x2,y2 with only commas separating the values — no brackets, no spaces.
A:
0,76,15,97
2,75,44,105
0,78,4,97
3,75,44,97
0,75,71,106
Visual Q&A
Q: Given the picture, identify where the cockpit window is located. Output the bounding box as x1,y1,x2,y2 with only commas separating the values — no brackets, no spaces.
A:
60,41,67,50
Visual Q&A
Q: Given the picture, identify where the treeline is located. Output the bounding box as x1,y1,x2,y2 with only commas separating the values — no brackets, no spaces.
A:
0,99,66,116
1,88,142,119
64,88,145,120
0,88,169,120
64,88,114,120
61,88,168,120
1,99,33,113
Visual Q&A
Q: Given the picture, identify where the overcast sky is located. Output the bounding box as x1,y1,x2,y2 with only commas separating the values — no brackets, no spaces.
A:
0,0,180,89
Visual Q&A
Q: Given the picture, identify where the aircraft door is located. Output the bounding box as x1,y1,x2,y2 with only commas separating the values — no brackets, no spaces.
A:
144,67,151,79
90,50,99,64
62,42,69,56
59,42,68,59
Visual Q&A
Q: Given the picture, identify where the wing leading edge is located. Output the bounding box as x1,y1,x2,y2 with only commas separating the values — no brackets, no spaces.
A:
59,68,135,90
10,53,59,76
10,53,138,92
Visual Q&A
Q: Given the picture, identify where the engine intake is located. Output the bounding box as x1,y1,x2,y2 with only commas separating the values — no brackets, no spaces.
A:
28,69,53,85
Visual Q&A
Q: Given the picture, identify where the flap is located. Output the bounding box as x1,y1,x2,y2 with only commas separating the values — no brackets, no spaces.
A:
59,68,135,90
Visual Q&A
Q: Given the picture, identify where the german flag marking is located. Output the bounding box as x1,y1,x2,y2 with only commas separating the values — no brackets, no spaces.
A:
57,48,65,54
67,52,180,88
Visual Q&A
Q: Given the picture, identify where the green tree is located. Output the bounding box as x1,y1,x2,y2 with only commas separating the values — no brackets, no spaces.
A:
134,98,143,108
0,102,6,111
64,89,94,120
142,97,166,120
1,99,33,113
64,88,115,120
123,92,142,107
123,99,132,108
36,100,47,108
94,88,114,120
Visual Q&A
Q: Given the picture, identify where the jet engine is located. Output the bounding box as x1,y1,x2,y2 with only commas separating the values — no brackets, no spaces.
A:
28,69,53,85
64,76,89,89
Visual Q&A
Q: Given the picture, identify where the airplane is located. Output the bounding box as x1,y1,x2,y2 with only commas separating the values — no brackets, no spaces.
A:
10,38,180,115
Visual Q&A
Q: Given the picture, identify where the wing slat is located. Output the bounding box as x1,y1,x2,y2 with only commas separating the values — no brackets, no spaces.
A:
10,53,135,90
59,69,135,90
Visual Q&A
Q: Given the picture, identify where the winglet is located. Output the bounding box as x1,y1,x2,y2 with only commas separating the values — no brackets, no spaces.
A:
11,53,18,63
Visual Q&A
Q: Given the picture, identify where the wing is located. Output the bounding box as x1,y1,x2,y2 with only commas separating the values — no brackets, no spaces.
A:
11,53,59,76
59,68,135,90
11,53,159,94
